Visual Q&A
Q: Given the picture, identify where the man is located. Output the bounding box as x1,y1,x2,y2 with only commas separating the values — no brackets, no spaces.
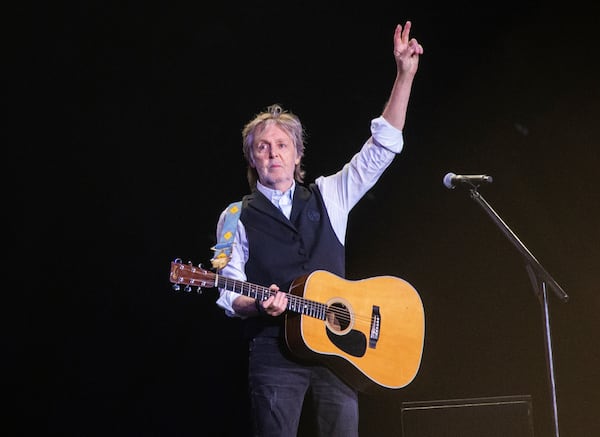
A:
214,21,423,437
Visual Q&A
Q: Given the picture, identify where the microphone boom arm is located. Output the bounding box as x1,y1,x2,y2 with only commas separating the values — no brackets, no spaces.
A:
468,188,568,302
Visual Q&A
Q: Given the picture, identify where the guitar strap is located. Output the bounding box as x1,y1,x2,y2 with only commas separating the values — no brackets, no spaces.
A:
210,201,242,269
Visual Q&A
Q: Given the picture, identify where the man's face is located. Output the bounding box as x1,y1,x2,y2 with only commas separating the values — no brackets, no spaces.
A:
250,123,300,191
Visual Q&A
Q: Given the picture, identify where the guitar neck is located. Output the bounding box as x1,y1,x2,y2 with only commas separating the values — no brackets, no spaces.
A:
168,261,328,320
216,274,327,320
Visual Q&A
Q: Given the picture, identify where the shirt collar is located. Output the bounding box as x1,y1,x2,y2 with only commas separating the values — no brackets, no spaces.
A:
256,180,295,207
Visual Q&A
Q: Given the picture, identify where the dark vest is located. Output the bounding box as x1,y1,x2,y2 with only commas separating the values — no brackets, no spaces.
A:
240,183,345,339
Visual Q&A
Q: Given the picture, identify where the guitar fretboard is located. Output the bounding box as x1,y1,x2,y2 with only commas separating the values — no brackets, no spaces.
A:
216,274,327,320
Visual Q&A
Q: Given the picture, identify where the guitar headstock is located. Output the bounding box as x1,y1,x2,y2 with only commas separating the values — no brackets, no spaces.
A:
170,258,217,293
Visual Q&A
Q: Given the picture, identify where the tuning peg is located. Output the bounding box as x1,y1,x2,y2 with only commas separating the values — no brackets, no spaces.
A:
184,285,192,292
172,284,180,291
196,287,203,295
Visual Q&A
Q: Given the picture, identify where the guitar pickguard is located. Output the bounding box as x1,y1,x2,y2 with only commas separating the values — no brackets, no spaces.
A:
326,326,367,357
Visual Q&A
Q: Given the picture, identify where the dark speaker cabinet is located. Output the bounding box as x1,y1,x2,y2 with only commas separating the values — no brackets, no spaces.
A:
401,395,534,437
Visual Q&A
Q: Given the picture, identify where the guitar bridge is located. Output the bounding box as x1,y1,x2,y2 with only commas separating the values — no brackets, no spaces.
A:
369,305,381,348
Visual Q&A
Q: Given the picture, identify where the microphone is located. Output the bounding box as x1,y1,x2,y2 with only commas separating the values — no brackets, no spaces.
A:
443,172,493,189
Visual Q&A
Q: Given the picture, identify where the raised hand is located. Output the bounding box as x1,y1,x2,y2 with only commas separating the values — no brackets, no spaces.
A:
393,21,423,77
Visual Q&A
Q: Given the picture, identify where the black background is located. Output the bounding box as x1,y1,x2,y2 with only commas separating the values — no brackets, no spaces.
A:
12,1,600,436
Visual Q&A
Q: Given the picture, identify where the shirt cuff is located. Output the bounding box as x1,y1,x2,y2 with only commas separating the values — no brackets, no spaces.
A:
216,290,247,318
370,116,404,154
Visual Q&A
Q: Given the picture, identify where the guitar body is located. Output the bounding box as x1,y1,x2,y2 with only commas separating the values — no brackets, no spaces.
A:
285,270,425,394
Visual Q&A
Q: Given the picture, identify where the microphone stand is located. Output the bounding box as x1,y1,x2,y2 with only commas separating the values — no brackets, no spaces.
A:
467,187,568,437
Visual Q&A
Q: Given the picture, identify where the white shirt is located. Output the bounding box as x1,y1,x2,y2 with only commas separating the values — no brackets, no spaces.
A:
260,182,295,219
215,116,403,317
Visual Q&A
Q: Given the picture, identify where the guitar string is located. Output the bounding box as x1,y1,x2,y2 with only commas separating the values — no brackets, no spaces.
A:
233,281,376,326
243,283,377,328
183,270,380,326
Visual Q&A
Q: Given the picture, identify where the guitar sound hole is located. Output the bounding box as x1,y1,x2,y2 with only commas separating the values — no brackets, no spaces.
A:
326,302,351,334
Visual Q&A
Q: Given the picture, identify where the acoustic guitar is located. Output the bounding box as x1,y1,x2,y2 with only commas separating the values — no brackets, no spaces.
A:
169,258,425,394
